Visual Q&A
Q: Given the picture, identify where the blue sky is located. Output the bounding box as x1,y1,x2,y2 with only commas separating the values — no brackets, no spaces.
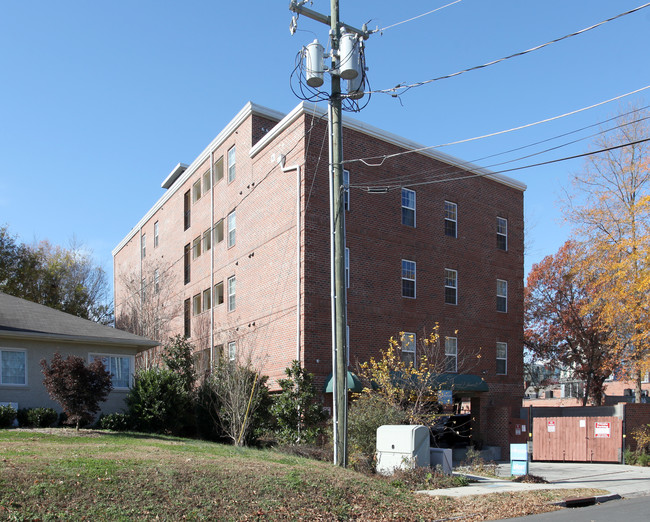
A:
1,0,649,288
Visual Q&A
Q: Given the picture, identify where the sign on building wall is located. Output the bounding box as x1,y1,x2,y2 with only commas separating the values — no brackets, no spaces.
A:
594,421,611,438
547,420,556,432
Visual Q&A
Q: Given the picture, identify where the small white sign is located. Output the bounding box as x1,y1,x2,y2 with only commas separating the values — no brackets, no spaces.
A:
594,421,611,438
579,419,586,428
547,420,556,432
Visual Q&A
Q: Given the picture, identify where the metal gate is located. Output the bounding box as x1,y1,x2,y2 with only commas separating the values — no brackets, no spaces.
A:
533,416,622,462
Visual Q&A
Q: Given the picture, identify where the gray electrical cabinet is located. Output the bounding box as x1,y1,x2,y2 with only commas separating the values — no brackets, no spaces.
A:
376,425,430,475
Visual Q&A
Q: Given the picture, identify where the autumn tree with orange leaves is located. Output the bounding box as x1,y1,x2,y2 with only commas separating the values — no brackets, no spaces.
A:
525,241,617,405
563,104,650,402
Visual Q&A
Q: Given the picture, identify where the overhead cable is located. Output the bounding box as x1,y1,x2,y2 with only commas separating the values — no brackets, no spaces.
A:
378,0,462,33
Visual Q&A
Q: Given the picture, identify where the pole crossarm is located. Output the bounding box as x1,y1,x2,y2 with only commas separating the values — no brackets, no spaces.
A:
289,0,370,39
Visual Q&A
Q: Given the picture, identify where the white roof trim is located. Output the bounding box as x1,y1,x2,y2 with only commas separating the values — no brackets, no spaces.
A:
112,102,285,256
161,162,189,189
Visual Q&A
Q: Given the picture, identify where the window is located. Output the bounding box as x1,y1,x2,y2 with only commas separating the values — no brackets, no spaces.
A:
444,201,457,237
202,288,211,312
343,169,350,211
141,233,146,259
184,190,191,230
192,236,201,259
203,170,211,194
227,210,236,248
184,243,191,284
345,247,350,289
228,145,236,183
402,259,416,298
214,281,224,305
401,332,416,366
228,341,236,361
193,294,201,316
192,179,202,203
203,228,211,252
497,217,508,251
444,269,457,305
213,219,224,243
227,276,236,311
497,279,508,313
184,298,191,337
213,156,224,185
401,188,415,227
141,277,146,302
90,354,132,389
445,337,458,373
154,221,159,248
1,349,26,385
496,342,507,375
154,269,160,294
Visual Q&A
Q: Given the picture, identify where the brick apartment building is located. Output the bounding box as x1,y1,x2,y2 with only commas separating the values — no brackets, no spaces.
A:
113,101,526,452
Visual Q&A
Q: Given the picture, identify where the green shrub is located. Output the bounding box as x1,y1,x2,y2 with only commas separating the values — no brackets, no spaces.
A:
99,412,131,431
17,408,57,428
0,405,17,428
347,393,408,472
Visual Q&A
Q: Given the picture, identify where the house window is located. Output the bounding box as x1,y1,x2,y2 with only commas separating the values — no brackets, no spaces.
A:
202,288,211,312
497,279,508,313
445,337,458,373
214,281,224,305
401,188,415,227
203,170,211,194
192,236,202,259
444,269,457,305
184,298,191,337
141,277,146,303
345,247,350,289
497,217,508,251
154,221,159,248
227,276,236,312
192,179,202,203
228,341,236,361
343,169,350,211
203,228,212,252
193,294,201,316
214,219,224,243
184,190,191,230
0,349,26,386
444,201,457,238
90,354,132,389
227,210,236,248
184,243,191,284
213,156,224,185
154,269,160,294
227,146,236,183
496,342,507,375
401,332,416,366
141,233,146,259
402,259,416,298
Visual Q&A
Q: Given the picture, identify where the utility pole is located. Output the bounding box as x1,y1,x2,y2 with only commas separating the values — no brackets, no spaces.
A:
288,0,369,467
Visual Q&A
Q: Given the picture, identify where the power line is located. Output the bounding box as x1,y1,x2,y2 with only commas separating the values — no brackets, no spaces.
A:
369,2,650,96
377,0,461,33
343,84,650,167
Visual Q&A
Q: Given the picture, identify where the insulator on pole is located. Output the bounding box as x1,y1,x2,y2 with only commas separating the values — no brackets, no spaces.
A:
305,39,325,88
338,33,359,80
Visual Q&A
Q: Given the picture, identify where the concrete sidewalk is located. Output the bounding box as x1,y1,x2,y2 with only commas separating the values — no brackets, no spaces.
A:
418,461,650,498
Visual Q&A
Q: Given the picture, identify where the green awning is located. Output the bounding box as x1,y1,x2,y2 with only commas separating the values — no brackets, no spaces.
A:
384,371,489,394
323,371,364,393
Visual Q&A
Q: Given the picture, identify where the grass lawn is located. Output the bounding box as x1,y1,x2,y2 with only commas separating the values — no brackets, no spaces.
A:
0,429,605,521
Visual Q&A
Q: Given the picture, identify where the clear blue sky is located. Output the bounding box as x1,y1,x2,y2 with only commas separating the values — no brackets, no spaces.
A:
1,0,649,289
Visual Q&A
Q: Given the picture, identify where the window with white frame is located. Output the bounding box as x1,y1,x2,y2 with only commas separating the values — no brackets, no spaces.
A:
154,269,160,294
445,337,458,373
154,221,159,248
193,294,201,316
496,342,507,374
213,156,224,184
214,281,224,305
343,169,350,211
345,247,350,289
203,170,211,194
141,277,146,302
141,233,146,259
401,332,416,366
497,279,508,313
227,146,236,183
445,201,457,237
444,268,457,305
202,288,211,312
192,179,202,203
227,276,236,312
228,341,236,361
0,349,26,385
401,188,416,227
497,217,508,251
402,259,416,298
213,219,224,244
90,354,132,389
227,210,236,248
192,236,201,259
203,228,211,252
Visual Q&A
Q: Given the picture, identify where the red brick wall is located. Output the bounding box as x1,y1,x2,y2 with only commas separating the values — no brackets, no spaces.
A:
625,403,650,452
